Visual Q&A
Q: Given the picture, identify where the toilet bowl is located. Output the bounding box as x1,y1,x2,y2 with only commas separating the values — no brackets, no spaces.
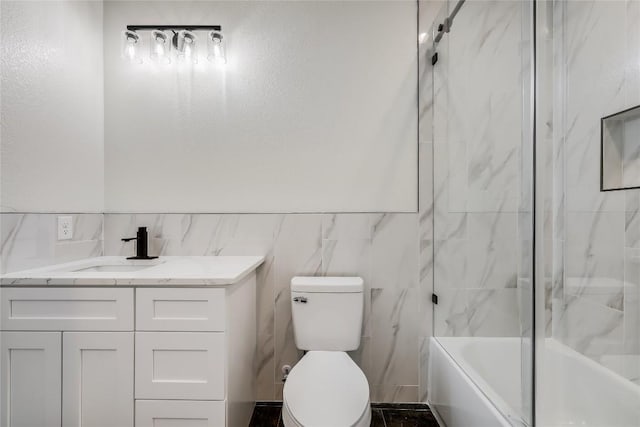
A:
282,351,371,427
283,277,370,427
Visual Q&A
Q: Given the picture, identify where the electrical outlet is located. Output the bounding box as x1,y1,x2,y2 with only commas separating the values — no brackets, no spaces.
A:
57,216,73,240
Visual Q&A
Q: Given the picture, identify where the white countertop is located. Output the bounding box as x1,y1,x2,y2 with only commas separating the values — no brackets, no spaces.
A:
0,256,265,286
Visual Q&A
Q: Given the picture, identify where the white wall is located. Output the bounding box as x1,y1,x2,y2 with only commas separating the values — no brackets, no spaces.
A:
0,0,104,213
104,1,417,213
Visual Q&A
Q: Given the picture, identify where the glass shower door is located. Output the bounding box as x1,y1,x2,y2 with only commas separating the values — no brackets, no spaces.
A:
429,1,535,425
536,0,640,425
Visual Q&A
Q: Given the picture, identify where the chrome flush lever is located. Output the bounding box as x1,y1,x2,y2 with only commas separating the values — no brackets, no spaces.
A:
293,297,308,303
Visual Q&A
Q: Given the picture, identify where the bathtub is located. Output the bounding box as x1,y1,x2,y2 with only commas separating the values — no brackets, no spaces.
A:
428,337,640,427
428,337,522,427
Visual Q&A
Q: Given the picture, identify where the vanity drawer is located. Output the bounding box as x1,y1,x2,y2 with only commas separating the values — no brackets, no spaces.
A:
135,400,225,427
135,288,226,331
0,288,134,331
135,332,225,400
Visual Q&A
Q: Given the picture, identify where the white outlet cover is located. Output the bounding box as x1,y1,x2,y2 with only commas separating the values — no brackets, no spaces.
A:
57,216,73,240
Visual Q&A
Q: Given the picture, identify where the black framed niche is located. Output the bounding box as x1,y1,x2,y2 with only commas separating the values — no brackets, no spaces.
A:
601,104,640,191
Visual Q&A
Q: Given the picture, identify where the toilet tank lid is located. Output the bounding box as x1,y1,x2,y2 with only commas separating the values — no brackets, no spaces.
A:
291,276,363,293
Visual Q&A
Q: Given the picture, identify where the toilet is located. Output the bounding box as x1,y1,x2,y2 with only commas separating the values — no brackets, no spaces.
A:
282,276,371,427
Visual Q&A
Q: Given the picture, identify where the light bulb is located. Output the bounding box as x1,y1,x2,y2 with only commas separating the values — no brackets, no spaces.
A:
150,30,171,64
176,30,198,64
121,30,142,64
207,31,226,65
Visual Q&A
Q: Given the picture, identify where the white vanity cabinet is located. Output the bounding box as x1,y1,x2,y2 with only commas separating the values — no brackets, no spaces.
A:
0,272,257,427
0,288,135,427
133,277,257,427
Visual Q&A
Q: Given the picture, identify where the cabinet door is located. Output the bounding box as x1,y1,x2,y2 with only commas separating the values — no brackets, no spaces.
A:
62,332,133,427
0,332,61,427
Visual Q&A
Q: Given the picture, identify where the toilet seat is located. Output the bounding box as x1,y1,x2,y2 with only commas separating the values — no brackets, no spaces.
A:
282,351,370,427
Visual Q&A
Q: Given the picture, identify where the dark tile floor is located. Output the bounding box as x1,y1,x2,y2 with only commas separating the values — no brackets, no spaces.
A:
249,402,440,427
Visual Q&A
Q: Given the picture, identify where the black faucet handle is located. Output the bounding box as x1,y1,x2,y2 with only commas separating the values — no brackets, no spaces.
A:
123,226,157,260
123,227,148,242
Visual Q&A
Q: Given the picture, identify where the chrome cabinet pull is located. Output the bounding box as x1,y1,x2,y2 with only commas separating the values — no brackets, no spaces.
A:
293,297,307,303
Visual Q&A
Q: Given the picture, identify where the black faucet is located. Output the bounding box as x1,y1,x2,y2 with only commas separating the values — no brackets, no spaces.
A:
122,227,158,260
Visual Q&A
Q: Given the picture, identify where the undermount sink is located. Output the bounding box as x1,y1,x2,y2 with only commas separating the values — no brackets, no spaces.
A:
55,258,166,274
71,264,156,273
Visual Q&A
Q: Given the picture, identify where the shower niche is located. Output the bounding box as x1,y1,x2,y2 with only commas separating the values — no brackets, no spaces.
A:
601,104,640,191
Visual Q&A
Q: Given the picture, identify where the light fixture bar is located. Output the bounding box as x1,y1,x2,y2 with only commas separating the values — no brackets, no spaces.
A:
127,25,222,32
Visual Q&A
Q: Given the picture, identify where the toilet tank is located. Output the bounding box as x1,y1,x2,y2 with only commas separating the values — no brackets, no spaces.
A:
290,276,364,351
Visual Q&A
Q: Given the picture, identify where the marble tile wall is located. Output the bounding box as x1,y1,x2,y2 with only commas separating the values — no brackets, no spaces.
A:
0,213,103,274
101,213,424,402
549,0,640,381
0,211,428,402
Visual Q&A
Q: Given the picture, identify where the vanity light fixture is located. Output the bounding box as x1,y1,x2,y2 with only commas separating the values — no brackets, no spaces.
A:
207,31,226,65
123,25,225,66
150,30,171,64
176,30,198,64
121,30,142,64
